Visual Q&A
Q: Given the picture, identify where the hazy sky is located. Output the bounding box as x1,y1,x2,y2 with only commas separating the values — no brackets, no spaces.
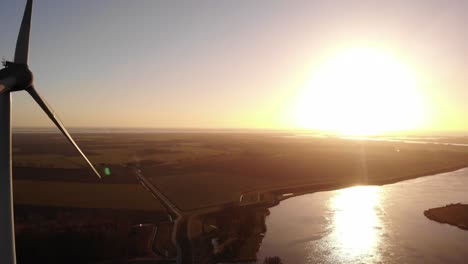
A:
2,0,468,132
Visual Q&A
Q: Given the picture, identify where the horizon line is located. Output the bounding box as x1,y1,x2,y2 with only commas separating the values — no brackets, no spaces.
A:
11,126,468,136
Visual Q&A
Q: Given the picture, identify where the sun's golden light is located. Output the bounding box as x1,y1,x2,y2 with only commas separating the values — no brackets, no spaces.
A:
295,47,426,135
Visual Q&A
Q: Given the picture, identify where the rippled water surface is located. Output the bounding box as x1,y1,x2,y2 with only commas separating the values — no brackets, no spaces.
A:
257,169,468,263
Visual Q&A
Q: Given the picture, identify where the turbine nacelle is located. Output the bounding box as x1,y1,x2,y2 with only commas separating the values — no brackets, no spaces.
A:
0,62,33,93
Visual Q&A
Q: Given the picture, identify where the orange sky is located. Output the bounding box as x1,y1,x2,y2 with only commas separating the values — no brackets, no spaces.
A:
3,1,468,134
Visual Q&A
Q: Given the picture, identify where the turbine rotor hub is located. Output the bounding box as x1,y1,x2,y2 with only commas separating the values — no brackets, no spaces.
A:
0,62,33,92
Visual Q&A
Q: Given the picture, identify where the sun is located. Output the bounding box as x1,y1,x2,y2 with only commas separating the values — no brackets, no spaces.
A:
295,47,425,136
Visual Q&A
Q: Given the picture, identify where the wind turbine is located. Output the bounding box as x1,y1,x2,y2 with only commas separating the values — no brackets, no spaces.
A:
0,1,102,263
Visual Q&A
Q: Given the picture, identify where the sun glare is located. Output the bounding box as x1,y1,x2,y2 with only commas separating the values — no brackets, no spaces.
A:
295,47,425,135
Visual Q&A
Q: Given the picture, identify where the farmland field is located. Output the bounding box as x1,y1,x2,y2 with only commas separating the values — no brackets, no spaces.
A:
13,132,468,210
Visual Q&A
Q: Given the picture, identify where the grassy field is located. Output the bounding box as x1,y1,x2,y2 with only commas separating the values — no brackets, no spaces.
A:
14,180,163,211
12,132,468,210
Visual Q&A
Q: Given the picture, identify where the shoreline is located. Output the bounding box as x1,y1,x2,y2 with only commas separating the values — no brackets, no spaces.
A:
244,164,468,203
368,164,468,186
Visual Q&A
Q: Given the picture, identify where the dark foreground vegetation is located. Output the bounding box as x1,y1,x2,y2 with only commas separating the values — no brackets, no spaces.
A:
15,205,168,264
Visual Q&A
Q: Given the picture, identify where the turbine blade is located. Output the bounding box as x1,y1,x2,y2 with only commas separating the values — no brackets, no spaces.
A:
14,0,33,64
26,87,102,179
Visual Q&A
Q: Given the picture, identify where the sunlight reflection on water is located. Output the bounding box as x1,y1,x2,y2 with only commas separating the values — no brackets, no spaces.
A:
326,186,382,262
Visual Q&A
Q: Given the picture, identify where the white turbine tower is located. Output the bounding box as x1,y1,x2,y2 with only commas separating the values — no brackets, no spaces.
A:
0,1,102,263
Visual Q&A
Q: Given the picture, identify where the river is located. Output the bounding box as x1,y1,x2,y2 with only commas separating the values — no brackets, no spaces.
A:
257,169,468,263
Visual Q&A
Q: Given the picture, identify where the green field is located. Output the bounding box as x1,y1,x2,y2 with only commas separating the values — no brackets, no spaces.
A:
14,180,163,211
